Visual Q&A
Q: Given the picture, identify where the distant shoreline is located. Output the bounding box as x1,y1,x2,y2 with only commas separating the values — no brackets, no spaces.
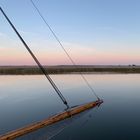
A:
0,65,140,75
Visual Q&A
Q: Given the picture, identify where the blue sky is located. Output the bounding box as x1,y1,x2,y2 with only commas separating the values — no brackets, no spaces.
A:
0,0,140,65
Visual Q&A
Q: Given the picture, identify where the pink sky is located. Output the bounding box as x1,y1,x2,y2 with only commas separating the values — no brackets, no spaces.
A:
0,34,140,65
0,46,139,65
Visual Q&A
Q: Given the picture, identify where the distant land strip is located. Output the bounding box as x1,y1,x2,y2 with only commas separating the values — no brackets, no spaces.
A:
0,65,140,75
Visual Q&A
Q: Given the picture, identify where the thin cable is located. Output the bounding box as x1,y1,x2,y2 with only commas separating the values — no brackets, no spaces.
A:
0,6,69,109
30,0,100,100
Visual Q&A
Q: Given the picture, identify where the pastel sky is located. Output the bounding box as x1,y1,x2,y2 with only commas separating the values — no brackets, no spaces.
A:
0,0,140,65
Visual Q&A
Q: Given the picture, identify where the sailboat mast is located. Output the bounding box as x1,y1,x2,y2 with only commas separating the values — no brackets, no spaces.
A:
0,7,69,109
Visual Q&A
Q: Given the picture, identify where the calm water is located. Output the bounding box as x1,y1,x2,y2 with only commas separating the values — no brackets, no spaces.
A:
0,74,140,140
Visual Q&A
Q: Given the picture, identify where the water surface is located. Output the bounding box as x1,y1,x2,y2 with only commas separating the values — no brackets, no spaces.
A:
0,74,140,139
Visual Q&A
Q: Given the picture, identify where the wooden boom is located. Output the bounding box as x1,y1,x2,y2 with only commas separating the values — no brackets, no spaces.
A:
0,100,103,140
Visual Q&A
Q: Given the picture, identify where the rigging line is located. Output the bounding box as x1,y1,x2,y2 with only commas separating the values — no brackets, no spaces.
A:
0,6,69,109
30,0,100,100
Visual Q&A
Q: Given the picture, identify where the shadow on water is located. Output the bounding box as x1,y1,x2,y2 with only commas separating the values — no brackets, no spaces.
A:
16,106,101,140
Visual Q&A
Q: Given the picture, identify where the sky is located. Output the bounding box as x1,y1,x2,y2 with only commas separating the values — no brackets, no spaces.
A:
0,0,140,65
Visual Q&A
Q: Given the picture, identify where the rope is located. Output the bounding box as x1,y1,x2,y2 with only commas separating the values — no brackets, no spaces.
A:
0,6,69,109
30,0,100,100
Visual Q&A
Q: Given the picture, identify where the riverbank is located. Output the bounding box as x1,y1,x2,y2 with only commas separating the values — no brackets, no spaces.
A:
0,65,140,75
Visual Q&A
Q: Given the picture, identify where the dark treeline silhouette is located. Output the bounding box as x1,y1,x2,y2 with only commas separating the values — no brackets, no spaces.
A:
0,65,140,75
